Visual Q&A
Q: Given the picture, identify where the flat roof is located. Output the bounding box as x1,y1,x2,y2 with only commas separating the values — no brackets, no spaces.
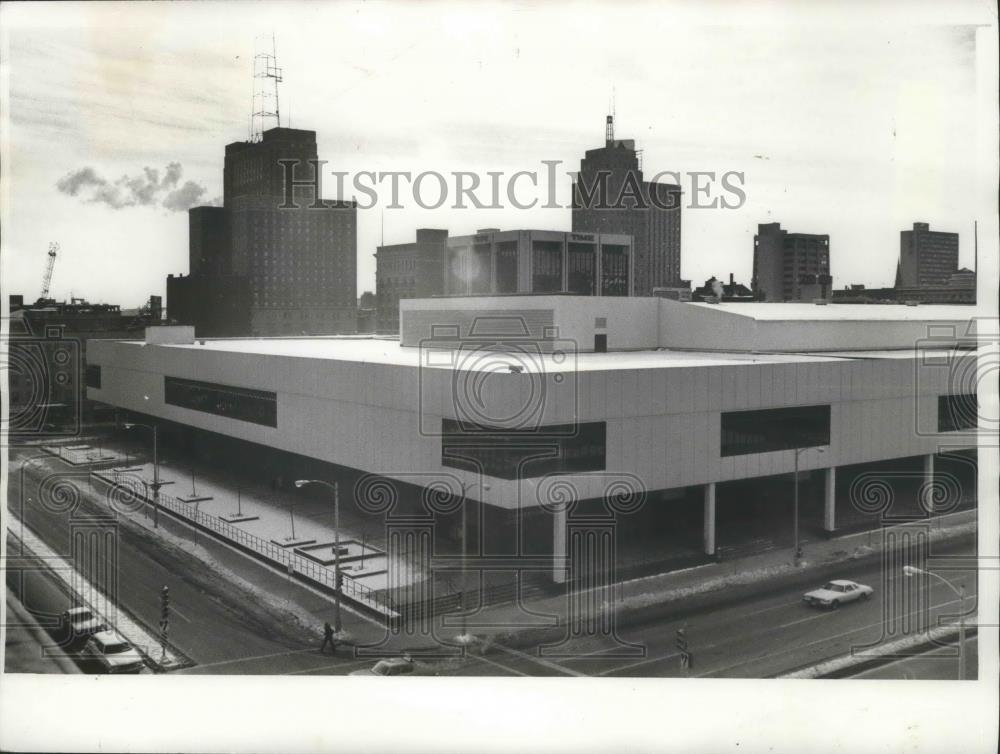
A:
110,336,882,373
686,302,976,322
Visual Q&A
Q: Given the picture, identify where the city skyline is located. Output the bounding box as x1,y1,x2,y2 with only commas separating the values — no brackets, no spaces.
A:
1,1,987,308
1,3,997,753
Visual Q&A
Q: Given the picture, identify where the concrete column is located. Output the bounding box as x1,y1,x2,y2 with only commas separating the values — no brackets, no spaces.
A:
923,453,935,511
552,503,567,584
703,483,716,556
823,466,836,533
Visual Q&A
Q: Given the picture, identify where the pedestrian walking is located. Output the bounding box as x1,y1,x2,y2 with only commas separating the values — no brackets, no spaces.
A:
320,621,336,654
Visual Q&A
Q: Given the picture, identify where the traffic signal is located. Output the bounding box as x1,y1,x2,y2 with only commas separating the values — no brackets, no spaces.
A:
160,586,170,623
675,628,687,653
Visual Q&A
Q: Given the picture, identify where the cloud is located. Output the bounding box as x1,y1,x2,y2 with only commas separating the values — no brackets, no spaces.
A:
162,180,207,211
55,161,210,211
55,166,105,196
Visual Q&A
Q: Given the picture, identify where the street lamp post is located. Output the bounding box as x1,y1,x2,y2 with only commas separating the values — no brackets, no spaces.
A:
903,565,967,680
295,479,342,633
458,479,489,643
793,445,826,564
124,422,160,528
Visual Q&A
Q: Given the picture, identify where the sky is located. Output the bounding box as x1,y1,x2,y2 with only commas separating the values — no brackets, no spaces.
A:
1,0,995,308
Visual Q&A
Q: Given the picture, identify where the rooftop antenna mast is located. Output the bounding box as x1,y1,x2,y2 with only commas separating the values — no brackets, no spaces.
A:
606,87,616,145
250,33,283,142
974,220,978,272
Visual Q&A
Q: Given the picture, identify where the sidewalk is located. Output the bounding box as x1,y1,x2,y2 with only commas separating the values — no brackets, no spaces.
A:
92,461,400,619
42,434,431,614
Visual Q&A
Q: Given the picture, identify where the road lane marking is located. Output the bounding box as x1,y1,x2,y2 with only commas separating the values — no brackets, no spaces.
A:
285,656,379,675
597,594,965,678
169,605,193,623
180,647,338,672
465,653,529,676
699,596,964,677
490,642,586,676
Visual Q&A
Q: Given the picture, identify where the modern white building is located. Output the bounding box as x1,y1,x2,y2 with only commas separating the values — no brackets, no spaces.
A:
87,297,980,585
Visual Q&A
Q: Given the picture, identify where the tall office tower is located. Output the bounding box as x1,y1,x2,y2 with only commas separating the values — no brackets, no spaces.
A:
896,222,959,288
224,127,357,335
375,228,450,333
752,222,832,302
571,114,682,296
170,127,357,336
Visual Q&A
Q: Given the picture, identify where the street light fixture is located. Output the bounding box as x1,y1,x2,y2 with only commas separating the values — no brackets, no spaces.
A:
295,479,342,633
793,445,826,564
123,422,160,528
287,496,298,540
903,565,968,680
458,478,490,644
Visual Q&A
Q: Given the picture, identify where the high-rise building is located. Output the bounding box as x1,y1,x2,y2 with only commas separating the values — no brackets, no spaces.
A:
752,222,832,302
571,115,682,296
896,222,959,288
169,127,357,337
445,229,633,297
375,228,449,333
375,228,634,333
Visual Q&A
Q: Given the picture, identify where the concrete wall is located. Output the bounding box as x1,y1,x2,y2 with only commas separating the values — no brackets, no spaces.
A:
657,299,977,352
401,296,660,352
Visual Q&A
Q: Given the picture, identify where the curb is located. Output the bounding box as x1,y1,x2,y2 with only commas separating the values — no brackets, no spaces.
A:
778,624,979,679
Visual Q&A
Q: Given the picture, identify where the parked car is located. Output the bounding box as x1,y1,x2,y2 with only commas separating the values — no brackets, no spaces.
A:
349,656,415,676
80,630,147,673
61,607,106,644
803,579,874,609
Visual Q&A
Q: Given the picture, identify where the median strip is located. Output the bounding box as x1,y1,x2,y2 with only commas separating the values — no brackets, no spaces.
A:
776,619,978,679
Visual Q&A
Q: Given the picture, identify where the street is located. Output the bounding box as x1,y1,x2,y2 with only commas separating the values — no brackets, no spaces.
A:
434,537,978,678
6,446,979,678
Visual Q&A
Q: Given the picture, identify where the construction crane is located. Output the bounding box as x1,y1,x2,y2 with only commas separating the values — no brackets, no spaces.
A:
40,242,59,299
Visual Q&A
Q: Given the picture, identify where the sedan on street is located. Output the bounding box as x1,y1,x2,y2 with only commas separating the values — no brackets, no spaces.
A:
61,607,107,645
803,579,874,609
349,656,415,676
80,630,148,673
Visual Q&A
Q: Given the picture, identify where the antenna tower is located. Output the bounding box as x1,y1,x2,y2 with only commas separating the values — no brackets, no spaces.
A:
250,34,283,142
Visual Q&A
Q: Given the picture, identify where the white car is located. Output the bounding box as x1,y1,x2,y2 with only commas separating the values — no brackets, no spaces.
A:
80,630,148,674
61,607,107,643
349,656,415,676
803,579,874,609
